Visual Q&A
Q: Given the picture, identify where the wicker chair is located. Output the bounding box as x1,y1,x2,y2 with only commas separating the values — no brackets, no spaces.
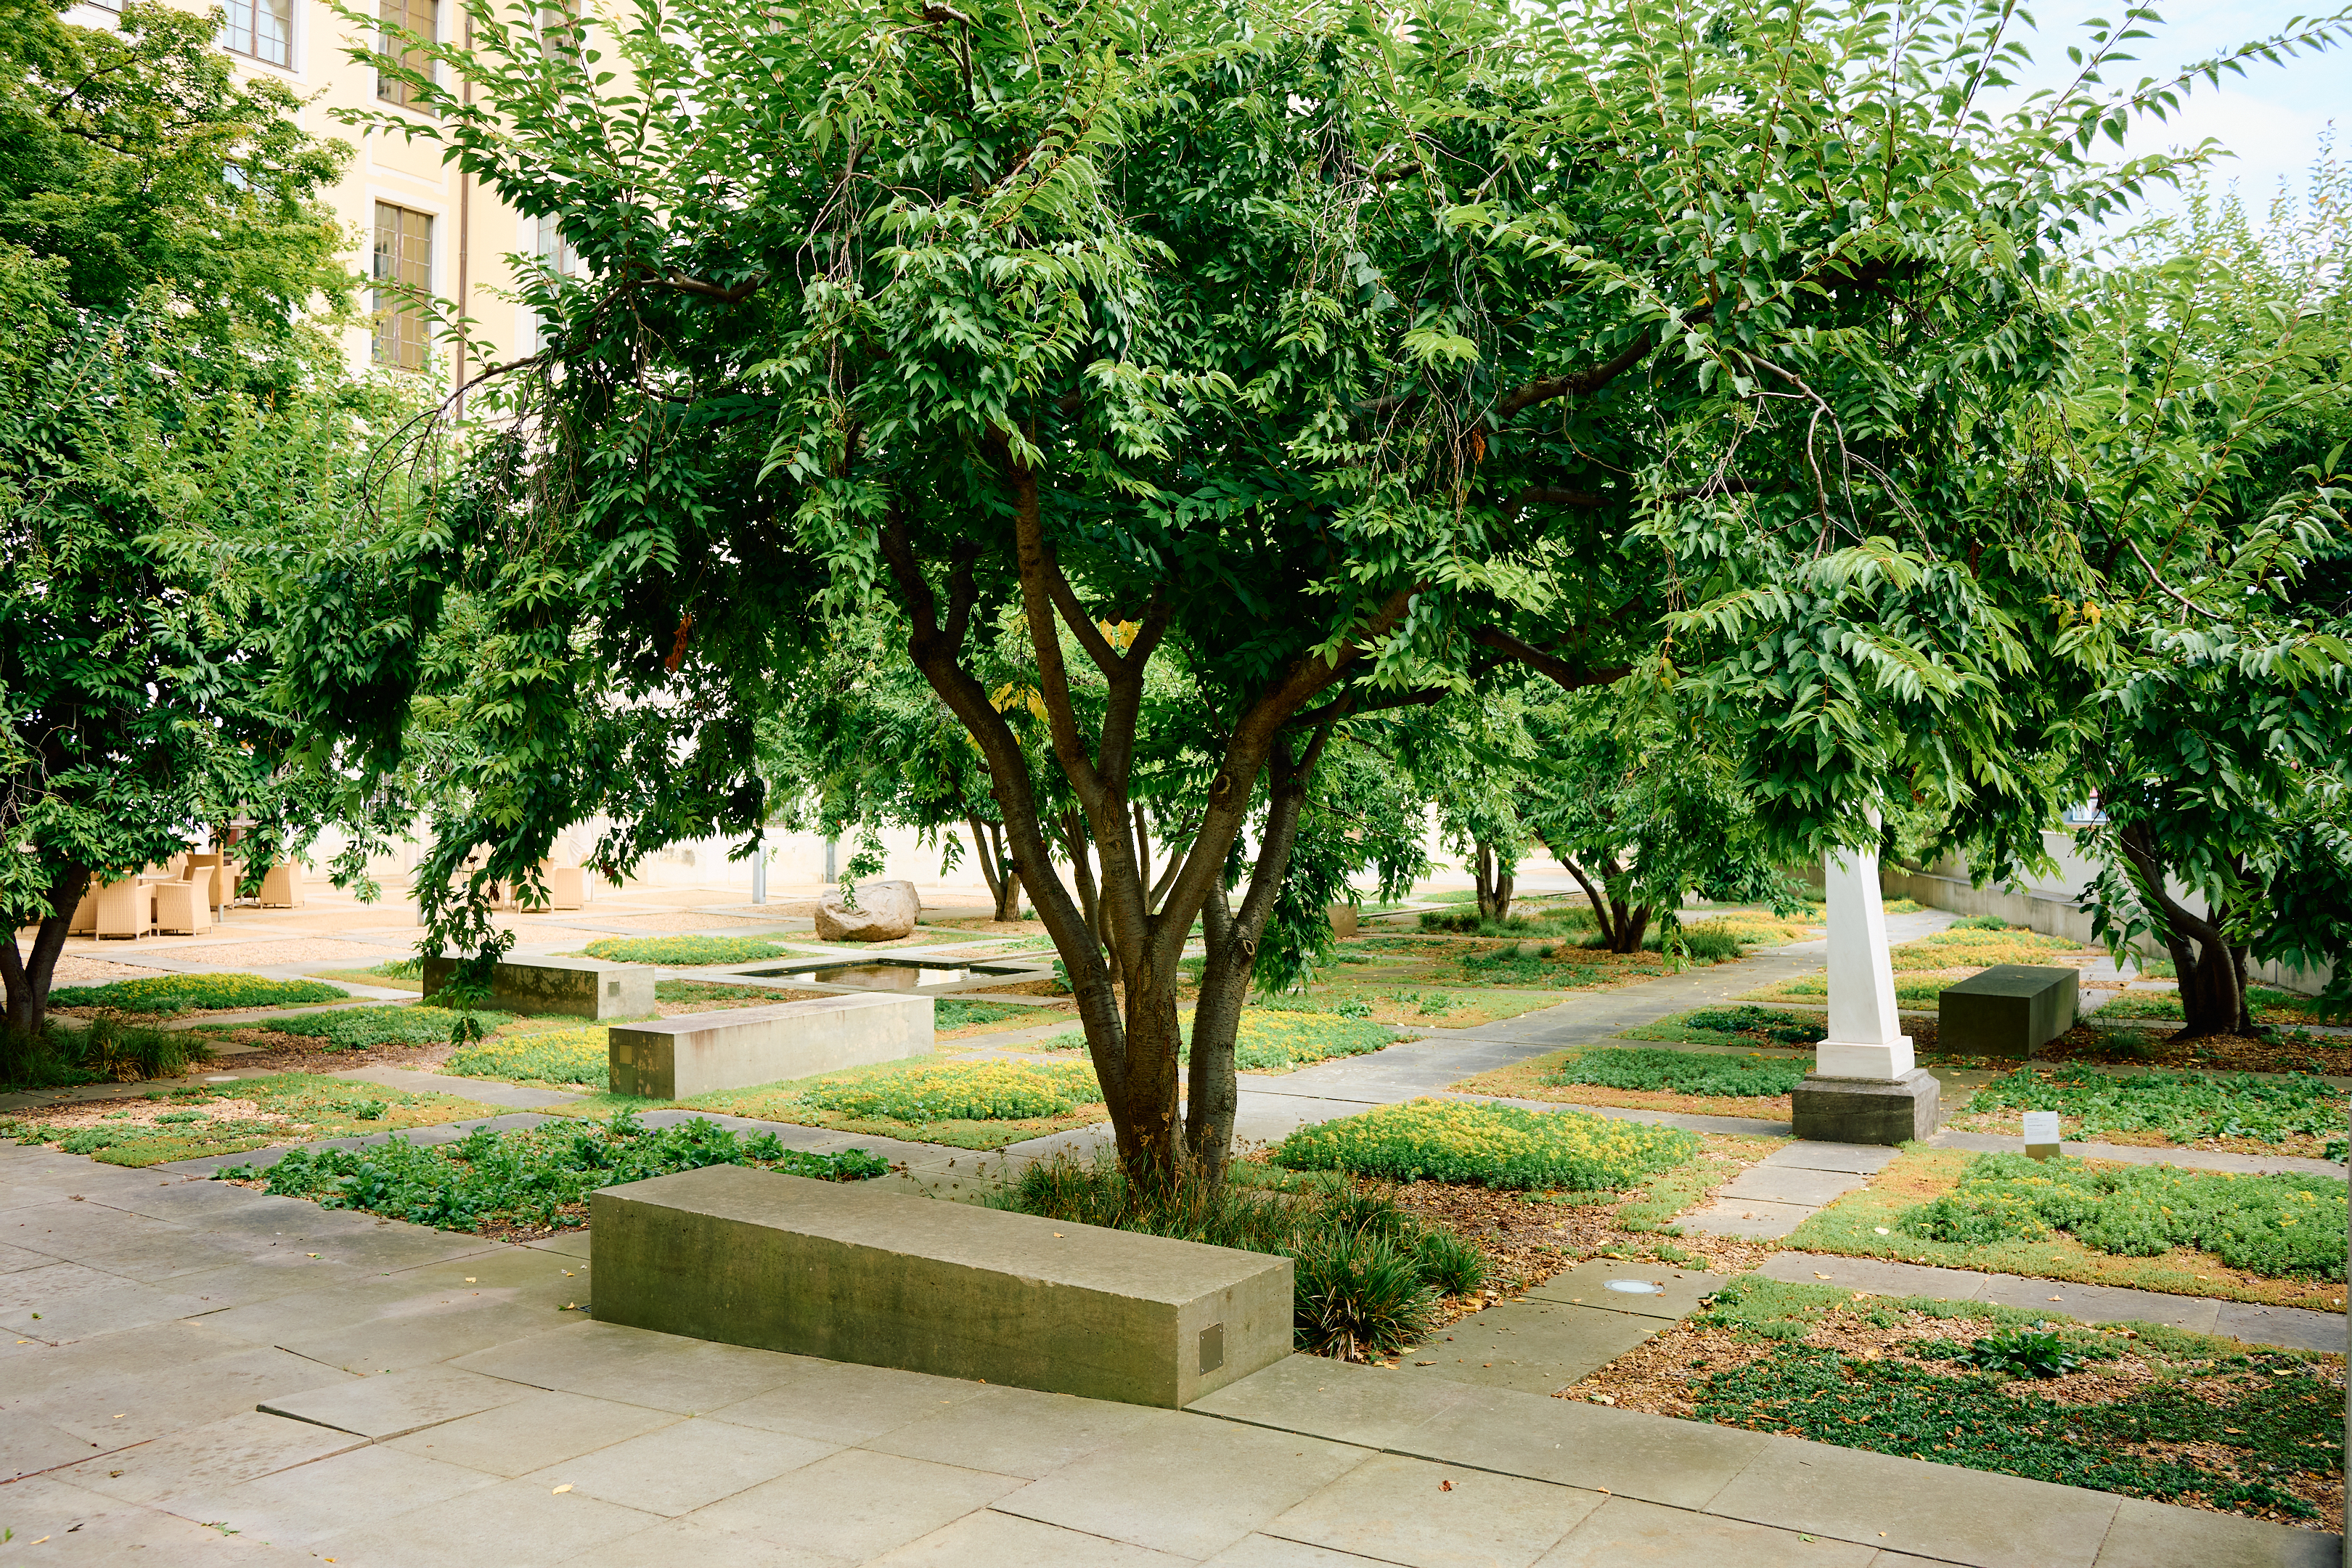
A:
94,876,153,939
257,862,306,908
154,874,213,936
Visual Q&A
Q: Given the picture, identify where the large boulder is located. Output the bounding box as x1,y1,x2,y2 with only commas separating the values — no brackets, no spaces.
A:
815,878,919,942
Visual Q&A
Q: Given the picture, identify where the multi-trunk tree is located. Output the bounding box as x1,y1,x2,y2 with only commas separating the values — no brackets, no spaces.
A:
311,0,2344,1178
0,0,388,1045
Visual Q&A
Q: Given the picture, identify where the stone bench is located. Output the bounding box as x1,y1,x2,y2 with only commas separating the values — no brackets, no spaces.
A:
420,956,655,1021
608,993,931,1098
590,1165,1294,1407
1938,963,2079,1058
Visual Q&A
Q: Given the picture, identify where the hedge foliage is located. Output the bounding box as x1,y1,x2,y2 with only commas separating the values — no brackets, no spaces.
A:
1275,1098,1700,1191
49,973,348,1014
1897,1153,2347,1278
225,1109,887,1230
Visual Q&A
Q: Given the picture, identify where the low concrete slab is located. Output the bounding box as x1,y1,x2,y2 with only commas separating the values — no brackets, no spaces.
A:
1523,1258,1727,1321
589,1164,1293,1408
420,955,653,1021
1397,1299,1656,1395
608,993,931,1099
1940,963,2079,1058
1681,1197,1818,1239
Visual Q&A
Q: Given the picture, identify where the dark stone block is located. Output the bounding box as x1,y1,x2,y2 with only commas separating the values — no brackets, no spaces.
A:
1938,963,2079,1058
1791,1069,1941,1146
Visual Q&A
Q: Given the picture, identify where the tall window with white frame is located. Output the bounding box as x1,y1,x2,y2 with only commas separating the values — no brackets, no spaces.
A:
221,0,293,66
377,0,438,105
372,203,433,370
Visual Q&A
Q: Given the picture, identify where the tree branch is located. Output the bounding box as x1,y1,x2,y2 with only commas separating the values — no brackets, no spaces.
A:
1467,626,1628,694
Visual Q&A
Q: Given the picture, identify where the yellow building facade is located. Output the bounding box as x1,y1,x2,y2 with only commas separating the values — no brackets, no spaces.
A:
64,0,556,382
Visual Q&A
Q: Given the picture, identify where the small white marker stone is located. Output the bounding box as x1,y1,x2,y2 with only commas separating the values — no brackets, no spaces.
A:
2022,1111,2062,1160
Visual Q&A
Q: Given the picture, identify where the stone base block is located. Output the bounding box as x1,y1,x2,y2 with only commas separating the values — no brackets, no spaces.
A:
1790,1067,1941,1146
420,956,654,1020
608,994,931,1099
590,1165,1294,1408
1937,963,2078,1058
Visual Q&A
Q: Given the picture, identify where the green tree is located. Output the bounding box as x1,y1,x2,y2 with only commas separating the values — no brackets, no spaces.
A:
2062,159,2352,1035
315,0,2345,1180
1526,687,1792,953
0,0,380,1044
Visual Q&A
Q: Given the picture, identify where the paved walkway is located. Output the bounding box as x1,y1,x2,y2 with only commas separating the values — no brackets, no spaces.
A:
2,1140,2338,1568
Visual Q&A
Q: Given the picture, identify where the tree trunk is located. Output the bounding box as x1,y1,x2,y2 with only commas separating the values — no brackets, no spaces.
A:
1555,846,1647,951
1,864,89,1042
2118,823,2246,1040
1607,899,1651,954
966,815,1022,921
1473,839,1514,923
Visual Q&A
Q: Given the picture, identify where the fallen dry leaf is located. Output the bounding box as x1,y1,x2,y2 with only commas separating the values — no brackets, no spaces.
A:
552,1483,573,1495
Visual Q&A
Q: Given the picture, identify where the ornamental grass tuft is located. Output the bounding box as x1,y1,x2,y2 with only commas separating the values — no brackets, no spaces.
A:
226,1108,888,1231
1000,1153,1482,1359
1274,1098,1701,1191
0,1015,217,1090
1896,1153,2347,1279
48,973,348,1014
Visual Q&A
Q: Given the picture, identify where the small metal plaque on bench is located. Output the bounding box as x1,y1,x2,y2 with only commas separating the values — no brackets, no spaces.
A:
1199,1323,1224,1374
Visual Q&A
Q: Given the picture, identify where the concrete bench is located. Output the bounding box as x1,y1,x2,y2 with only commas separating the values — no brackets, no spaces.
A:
608,993,931,1098
421,956,655,1021
1938,963,2079,1058
590,1165,1294,1408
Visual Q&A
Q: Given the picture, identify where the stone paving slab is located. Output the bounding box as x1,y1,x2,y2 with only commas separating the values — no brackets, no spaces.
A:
1521,1258,1727,1321
1715,1163,1869,1207
335,1064,586,1109
1769,1141,1901,1175
1397,1300,1657,1396
1678,1196,1816,1238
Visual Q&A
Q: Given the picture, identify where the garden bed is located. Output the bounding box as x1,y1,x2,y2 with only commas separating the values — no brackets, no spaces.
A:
213,1108,889,1241
48,972,354,1019
1572,1275,2346,1535
1035,1008,1402,1073
1943,1066,2348,1159
547,1057,1112,1151
1450,1042,1805,1120
1784,1148,2346,1311
0,1073,507,1167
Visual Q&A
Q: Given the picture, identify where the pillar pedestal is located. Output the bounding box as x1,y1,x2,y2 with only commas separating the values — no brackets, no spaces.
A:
1792,817,1939,1146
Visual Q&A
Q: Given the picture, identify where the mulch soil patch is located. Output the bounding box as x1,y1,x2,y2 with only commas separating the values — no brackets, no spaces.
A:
1572,1303,2347,1535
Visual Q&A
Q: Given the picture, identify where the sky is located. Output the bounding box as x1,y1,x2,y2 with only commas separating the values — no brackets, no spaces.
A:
1992,0,2343,227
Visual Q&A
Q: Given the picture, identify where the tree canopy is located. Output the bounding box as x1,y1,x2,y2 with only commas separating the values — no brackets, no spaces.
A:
306,0,2351,1177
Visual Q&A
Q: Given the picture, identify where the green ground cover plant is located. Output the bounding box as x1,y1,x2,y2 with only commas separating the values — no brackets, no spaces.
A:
1275,1099,1701,1191
1037,1008,1396,1071
224,1108,889,1232
1543,1047,1809,1098
651,979,814,1006
2095,986,2330,1024
47,973,349,1016
1622,1005,1822,1049
933,999,1038,1032
1897,1153,2346,1279
251,1005,516,1051
1889,925,2087,970
581,934,795,965
444,1026,606,1088
1005,1153,1484,1359
1784,1147,2343,1309
4,1073,502,1166
1744,973,1948,1006
799,1060,1102,1122
0,1015,217,1090
1963,1067,2348,1150
1691,1341,2338,1521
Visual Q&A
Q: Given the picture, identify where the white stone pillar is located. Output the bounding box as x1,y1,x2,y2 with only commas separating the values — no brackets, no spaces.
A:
1792,811,1938,1144
1816,832,1914,1079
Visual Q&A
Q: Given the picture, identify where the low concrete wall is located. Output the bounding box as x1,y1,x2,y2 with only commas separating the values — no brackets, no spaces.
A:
607,994,931,1099
1940,963,2079,1058
590,1166,1295,1408
421,956,655,1020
